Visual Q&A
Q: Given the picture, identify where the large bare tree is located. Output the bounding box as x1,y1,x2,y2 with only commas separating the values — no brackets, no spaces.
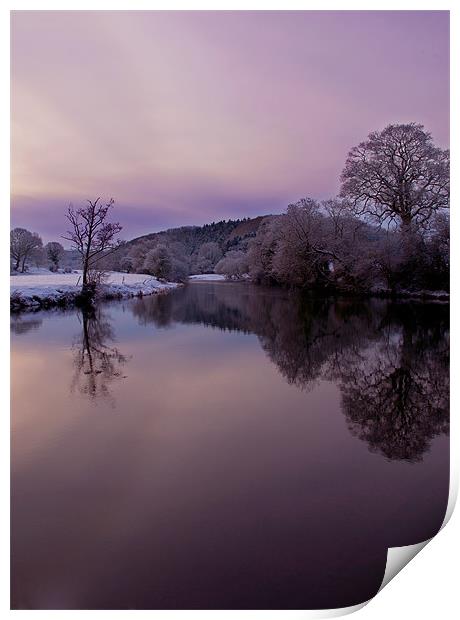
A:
62,197,122,292
10,227,43,272
340,123,449,233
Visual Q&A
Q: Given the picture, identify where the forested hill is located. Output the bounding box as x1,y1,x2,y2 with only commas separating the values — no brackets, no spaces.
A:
100,215,270,278
128,215,266,251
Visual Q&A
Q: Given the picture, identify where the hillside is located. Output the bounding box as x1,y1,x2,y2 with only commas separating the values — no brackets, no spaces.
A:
99,215,269,277
128,215,265,251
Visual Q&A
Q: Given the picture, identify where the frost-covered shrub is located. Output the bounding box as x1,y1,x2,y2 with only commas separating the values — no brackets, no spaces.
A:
143,245,172,280
215,250,249,279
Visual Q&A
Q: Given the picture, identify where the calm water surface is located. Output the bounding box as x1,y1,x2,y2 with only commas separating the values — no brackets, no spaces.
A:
11,282,449,609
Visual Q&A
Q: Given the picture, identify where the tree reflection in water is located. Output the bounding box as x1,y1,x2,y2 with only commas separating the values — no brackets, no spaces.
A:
71,307,129,401
131,284,449,461
337,305,449,461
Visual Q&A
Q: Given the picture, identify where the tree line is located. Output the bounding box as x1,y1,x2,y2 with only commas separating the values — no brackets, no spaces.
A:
216,123,449,293
11,122,449,294
10,228,67,273
112,122,450,293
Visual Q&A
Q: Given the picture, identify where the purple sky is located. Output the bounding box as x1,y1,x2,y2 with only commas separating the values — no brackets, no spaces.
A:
11,11,449,243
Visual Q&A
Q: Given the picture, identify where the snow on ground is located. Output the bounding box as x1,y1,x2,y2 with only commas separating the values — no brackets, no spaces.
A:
10,270,175,288
10,271,179,310
188,273,226,281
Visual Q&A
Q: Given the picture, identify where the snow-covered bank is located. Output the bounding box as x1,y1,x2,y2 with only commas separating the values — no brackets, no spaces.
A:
10,271,179,311
188,273,226,282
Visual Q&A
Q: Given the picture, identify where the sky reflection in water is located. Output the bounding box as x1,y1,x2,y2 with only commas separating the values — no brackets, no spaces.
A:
11,282,449,610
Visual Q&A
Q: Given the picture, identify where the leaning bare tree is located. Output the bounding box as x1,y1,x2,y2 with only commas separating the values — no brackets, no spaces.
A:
62,198,122,295
340,123,450,234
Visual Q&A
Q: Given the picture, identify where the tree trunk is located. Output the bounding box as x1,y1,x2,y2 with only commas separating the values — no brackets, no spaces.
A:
400,215,416,264
78,259,96,307
82,262,88,287
400,213,412,236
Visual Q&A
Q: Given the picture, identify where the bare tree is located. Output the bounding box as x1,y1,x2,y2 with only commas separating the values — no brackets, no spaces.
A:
45,241,64,271
120,256,135,273
340,123,449,233
247,217,280,284
10,228,43,272
62,197,122,292
193,241,223,274
215,249,249,279
129,241,150,273
143,244,172,280
272,198,339,287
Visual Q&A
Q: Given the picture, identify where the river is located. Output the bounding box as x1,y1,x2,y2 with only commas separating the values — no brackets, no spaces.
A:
11,281,450,609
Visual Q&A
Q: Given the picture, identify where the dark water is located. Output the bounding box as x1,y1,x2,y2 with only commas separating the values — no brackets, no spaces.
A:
11,282,449,610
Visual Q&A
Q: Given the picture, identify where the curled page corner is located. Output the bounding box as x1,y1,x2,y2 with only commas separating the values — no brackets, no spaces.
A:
378,538,432,592
440,471,458,529
314,600,370,618
378,470,458,595
246,471,458,618
227,600,370,619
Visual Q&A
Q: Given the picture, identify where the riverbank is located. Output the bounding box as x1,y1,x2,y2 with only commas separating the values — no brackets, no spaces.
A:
10,271,179,311
368,287,449,302
10,270,449,312
218,274,449,302
188,274,226,282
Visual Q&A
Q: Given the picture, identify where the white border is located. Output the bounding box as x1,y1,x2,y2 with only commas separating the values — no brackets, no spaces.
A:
2,3,457,618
